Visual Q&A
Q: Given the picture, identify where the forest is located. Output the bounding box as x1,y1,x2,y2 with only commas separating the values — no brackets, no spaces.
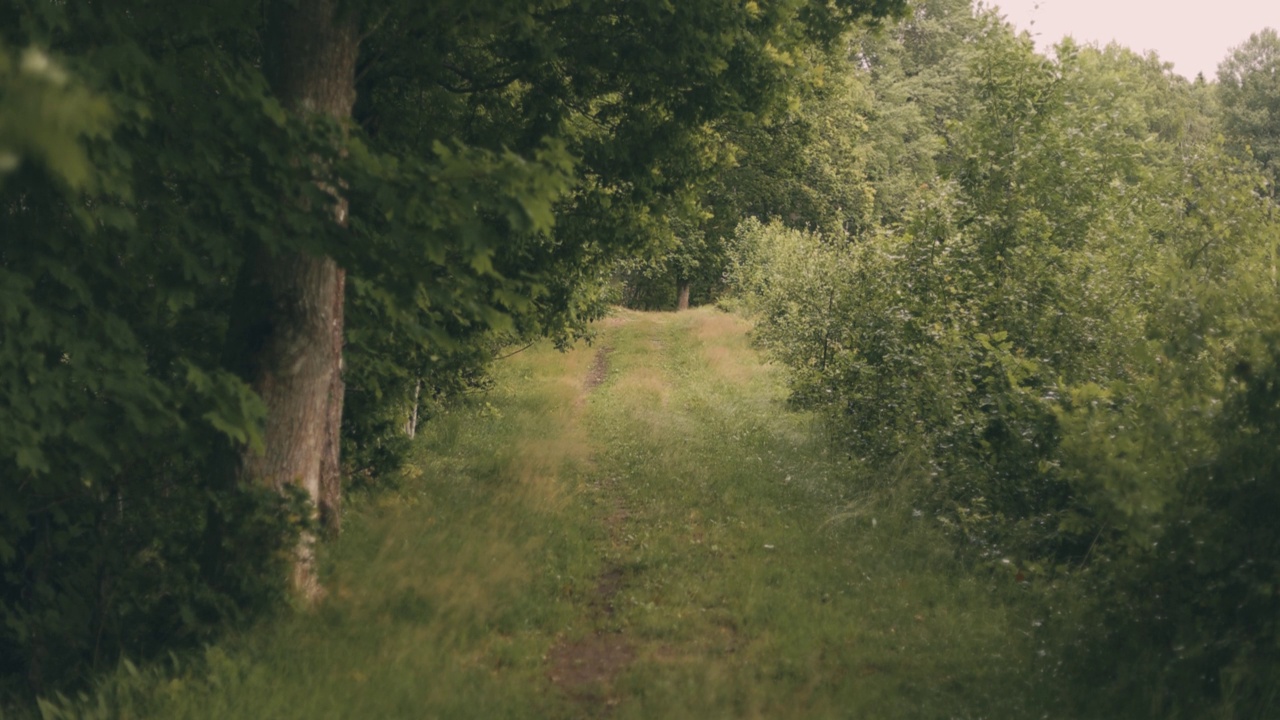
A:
3,0,1280,717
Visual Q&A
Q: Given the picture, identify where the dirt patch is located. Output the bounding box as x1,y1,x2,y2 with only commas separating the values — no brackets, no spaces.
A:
546,560,634,709
547,632,635,706
592,564,627,616
584,346,613,392
604,507,629,543
548,472,637,709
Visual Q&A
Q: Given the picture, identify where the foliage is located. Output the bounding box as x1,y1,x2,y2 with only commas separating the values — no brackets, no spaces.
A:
1,0,907,700
1218,27,1280,187
729,3,1280,713
0,43,113,188
615,21,893,310
0,23,301,694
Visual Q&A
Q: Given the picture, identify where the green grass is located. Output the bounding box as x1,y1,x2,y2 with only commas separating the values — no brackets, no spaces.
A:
27,307,1072,719
573,309,1058,719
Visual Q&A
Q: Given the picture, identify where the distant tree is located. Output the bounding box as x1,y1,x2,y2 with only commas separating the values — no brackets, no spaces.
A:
628,37,885,311
1218,28,1280,189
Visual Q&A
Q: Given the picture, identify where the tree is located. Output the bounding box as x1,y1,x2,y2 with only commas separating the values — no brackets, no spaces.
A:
183,0,916,595
1218,28,1280,188
214,0,359,600
730,8,1280,713
621,35,882,311
2,0,909,689
646,0,982,312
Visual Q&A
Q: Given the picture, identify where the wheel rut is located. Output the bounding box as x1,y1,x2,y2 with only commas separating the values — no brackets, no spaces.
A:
547,342,635,714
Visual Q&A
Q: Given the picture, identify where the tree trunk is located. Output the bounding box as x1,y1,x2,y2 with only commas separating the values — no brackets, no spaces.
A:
404,378,422,439
318,268,345,538
224,0,359,600
676,281,691,311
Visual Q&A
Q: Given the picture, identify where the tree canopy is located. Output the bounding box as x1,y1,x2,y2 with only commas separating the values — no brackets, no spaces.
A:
0,0,905,695
728,5,1280,715
7,2,1280,715
1218,27,1280,185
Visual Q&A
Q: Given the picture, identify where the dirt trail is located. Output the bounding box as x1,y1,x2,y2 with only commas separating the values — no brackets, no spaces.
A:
539,307,1021,719
583,346,613,392
547,341,634,712
542,308,1021,719
546,309,776,717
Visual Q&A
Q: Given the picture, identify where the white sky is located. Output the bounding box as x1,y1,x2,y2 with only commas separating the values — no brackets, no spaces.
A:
987,0,1278,80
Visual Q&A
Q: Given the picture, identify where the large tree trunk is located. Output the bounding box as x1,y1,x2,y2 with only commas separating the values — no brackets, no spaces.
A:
318,268,346,537
676,281,691,311
224,0,359,600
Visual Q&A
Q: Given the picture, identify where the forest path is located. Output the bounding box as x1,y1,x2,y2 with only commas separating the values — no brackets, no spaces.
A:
517,307,1037,718
94,308,1042,719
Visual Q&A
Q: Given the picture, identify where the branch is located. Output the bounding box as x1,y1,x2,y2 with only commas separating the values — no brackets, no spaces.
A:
496,340,538,360
439,61,523,94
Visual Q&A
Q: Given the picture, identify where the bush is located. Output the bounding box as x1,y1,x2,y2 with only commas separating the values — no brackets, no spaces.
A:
727,15,1280,715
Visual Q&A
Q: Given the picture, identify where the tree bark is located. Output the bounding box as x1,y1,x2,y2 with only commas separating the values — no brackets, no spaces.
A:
224,0,359,600
404,378,422,439
318,268,345,537
676,281,691,311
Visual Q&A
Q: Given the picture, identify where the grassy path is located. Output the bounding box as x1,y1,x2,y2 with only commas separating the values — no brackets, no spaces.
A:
51,308,1055,719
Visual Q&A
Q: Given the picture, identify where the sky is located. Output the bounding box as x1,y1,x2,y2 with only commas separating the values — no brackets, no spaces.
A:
988,0,1278,80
